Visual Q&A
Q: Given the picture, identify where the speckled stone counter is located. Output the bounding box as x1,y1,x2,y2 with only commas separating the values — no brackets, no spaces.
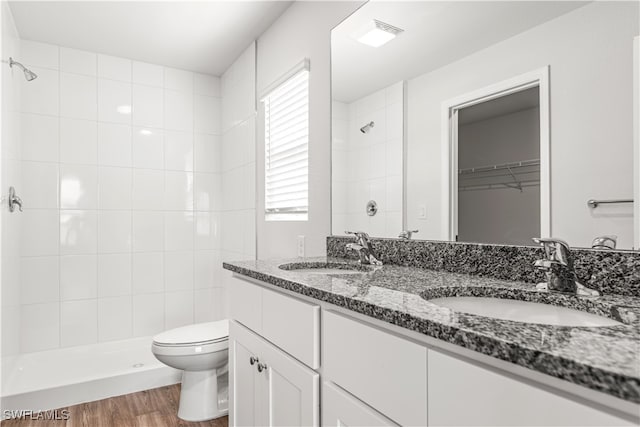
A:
223,257,640,403
327,236,640,297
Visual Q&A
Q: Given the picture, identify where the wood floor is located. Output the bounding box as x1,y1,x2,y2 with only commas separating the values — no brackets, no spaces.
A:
2,384,229,427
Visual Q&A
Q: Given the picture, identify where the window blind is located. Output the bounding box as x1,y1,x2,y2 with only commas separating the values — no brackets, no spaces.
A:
263,66,309,220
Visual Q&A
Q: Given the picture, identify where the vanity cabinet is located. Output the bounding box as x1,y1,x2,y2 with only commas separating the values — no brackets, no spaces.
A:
427,349,635,426
322,381,399,427
230,320,319,427
229,274,637,427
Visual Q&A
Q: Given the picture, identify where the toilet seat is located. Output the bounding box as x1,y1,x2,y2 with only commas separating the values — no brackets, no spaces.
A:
153,320,229,347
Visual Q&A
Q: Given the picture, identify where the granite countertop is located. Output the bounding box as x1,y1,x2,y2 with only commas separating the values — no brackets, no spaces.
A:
223,257,640,403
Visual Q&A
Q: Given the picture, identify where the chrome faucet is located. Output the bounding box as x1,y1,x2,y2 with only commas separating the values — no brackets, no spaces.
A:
398,229,419,240
532,237,599,296
345,231,382,265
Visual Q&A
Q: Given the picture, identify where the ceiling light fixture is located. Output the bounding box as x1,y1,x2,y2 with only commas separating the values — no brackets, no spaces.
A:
356,19,404,48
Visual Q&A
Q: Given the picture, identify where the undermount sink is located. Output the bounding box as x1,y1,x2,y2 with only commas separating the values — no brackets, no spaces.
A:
429,296,623,327
278,262,373,275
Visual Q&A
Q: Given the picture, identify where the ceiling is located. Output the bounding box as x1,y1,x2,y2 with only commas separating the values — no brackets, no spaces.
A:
332,1,588,103
8,1,292,76
459,86,539,126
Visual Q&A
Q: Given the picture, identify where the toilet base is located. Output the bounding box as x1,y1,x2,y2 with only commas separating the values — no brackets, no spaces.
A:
177,369,229,422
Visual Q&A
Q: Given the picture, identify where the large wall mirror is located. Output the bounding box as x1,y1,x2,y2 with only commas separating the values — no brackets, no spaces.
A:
331,1,640,249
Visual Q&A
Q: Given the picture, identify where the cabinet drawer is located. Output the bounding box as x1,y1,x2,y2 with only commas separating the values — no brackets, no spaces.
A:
229,275,262,333
323,310,427,427
262,286,320,369
323,381,399,427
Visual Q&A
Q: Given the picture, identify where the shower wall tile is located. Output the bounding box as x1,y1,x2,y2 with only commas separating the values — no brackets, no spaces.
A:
97,54,131,82
60,118,97,164
60,47,97,76
16,40,223,353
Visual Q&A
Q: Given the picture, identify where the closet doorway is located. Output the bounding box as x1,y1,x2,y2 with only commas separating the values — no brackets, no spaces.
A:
442,67,550,245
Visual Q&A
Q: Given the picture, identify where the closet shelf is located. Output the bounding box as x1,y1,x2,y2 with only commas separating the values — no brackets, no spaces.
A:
458,158,540,192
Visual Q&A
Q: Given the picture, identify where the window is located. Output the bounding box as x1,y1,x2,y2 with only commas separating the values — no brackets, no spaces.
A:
263,60,309,221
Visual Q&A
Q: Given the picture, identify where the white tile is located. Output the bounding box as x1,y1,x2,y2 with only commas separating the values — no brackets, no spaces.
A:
60,118,98,164
132,211,164,252
194,95,221,134
60,255,98,301
21,210,59,256
60,48,97,76
21,67,59,115
97,253,132,297
385,81,404,105
194,251,215,289
386,138,403,177
98,55,131,82
164,171,193,210
132,252,164,294
22,161,58,208
133,293,164,336
20,257,59,304
164,68,193,92
165,290,193,329
98,122,132,167
20,303,59,352
60,164,98,209
164,90,193,131
164,131,193,171
21,113,59,162
386,175,403,212
60,210,97,255
3,307,20,356
132,169,164,210
164,251,194,291
195,212,219,250
98,296,132,342
133,128,164,169
98,167,132,210
133,84,163,128
194,73,220,97
194,133,220,173
60,72,97,120
370,143,386,179
195,288,225,322
98,211,132,253
61,299,97,347
386,102,403,141
98,79,132,124
164,212,194,251
194,173,221,211
20,40,58,69
133,61,163,87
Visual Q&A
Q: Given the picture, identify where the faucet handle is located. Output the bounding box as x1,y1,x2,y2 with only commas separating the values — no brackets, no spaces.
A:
532,237,571,265
399,230,419,240
345,231,370,240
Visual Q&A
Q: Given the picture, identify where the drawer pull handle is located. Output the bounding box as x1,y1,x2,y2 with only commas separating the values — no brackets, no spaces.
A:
249,356,258,366
257,362,268,373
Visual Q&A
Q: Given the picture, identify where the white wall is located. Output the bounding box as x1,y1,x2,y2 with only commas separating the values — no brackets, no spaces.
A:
255,1,364,259
1,1,22,357
220,42,256,269
332,82,403,238
11,39,224,354
407,1,639,248
457,108,540,245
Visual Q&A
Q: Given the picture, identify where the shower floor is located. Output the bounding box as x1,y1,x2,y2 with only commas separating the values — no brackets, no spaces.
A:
1,336,181,412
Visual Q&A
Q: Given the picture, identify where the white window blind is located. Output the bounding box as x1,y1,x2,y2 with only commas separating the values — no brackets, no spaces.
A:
263,64,309,220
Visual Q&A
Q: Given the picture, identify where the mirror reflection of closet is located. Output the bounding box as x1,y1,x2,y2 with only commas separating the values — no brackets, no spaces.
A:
456,87,540,245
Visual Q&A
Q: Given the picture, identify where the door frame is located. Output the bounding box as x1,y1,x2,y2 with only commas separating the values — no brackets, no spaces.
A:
633,36,639,249
440,66,551,241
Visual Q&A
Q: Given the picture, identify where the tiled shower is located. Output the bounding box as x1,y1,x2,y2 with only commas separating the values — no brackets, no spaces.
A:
1,34,255,359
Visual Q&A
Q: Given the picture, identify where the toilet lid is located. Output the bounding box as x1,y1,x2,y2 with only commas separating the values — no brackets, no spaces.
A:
153,320,229,346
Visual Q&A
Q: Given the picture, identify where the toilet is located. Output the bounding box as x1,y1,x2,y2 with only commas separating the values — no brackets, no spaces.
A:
151,320,229,421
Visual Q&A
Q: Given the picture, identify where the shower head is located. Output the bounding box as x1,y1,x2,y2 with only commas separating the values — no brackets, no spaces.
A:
360,121,375,133
9,57,37,81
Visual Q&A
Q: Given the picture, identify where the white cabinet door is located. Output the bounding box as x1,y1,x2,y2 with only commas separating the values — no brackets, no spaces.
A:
230,320,320,427
259,323,320,426
230,323,261,427
323,381,399,427
428,349,636,426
